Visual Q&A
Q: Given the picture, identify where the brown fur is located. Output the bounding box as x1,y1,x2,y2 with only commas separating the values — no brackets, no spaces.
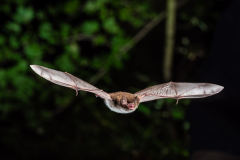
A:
109,92,136,105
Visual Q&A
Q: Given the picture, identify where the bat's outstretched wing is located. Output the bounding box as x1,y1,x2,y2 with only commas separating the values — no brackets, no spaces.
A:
30,65,111,100
134,82,224,103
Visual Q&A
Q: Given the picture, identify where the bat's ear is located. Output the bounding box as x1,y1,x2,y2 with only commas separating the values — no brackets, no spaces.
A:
134,96,140,108
121,95,127,105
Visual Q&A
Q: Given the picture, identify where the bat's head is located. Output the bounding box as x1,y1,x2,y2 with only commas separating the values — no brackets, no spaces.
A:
120,95,137,110
104,92,140,114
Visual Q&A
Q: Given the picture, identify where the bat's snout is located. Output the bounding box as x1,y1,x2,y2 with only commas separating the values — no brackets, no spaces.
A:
127,103,135,110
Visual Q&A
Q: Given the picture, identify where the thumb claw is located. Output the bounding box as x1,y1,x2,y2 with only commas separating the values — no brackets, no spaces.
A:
176,99,179,105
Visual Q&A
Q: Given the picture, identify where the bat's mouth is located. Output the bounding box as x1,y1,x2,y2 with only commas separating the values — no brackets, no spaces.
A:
126,103,135,110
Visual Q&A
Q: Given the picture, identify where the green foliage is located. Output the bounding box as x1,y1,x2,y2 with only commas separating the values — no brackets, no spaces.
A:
14,6,34,23
6,22,22,33
0,0,161,159
64,0,80,15
81,21,100,35
138,104,151,116
103,17,120,34
93,34,107,45
0,0,227,159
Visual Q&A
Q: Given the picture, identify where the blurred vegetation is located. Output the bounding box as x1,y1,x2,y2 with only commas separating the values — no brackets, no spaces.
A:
0,0,229,159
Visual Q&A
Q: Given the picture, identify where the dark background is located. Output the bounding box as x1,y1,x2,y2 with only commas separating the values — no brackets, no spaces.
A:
0,0,234,159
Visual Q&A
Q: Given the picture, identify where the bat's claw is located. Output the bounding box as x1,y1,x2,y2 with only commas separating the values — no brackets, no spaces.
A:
176,98,179,105
75,89,78,96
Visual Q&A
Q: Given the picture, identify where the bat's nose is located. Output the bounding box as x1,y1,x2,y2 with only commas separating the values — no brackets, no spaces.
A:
127,103,135,110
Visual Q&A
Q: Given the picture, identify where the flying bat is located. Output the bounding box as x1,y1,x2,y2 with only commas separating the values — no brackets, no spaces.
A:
30,65,224,114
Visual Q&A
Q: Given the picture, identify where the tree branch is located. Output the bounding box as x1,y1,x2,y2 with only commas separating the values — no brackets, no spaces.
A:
163,0,177,81
90,0,189,84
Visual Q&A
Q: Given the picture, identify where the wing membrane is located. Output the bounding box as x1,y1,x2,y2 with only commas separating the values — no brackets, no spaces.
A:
134,82,224,103
30,65,111,100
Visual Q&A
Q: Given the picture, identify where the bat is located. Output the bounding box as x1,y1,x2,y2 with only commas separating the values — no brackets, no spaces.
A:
30,65,224,114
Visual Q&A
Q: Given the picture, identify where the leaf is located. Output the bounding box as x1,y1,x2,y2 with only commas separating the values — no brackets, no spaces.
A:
0,35,5,45
165,98,176,104
0,70,6,88
5,22,21,33
36,11,44,20
64,0,80,15
81,21,100,35
60,23,71,37
119,8,132,21
181,99,191,106
84,1,99,14
138,104,151,116
84,0,108,14
13,6,34,23
154,99,164,109
10,74,35,101
9,36,19,49
171,107,185,120
0,4,10,13
55,54,76,73
183,121,190,131
70,44,80,55
24,43,43,60
92,56,104,69
39,22,55,43
40,110,52,118
15,60,28,72
131,18,143,28
93,35,107,45
103,17,120,34
65,43,80,59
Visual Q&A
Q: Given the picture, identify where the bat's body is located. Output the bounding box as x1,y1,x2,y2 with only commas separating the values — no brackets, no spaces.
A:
106,92,140,113
30,65,224,114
